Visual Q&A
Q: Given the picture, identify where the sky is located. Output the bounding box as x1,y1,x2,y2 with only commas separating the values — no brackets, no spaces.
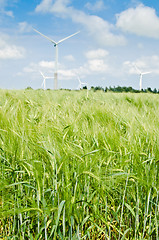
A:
0,0,159,90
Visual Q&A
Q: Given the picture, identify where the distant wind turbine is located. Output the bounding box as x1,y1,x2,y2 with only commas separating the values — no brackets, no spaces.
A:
77,76,88,89
77,76,89,97
134,64,151,91
40,71,53,90
33,28,80,90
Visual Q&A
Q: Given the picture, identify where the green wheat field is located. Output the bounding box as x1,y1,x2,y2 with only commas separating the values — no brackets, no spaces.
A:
0,89,158,239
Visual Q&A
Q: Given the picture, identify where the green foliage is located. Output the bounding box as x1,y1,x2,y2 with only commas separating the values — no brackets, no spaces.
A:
91,85,159,93
0,90,159,239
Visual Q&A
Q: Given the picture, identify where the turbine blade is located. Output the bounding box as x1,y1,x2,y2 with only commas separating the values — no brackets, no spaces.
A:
33,28,57,45
142,71,151,75
77,76,81,84
58,31,80,44
133,64,141,74
39,71,45,78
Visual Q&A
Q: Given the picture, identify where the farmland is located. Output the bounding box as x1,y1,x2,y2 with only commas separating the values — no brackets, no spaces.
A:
0,89,159,239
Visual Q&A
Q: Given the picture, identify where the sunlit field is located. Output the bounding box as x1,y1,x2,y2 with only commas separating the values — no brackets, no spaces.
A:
0,89,158,239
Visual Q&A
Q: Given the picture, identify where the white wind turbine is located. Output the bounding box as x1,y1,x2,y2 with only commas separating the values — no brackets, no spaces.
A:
134,64,151,91
33,28,80,90
77,76,89,97
77,76,88,89
40,71,53,90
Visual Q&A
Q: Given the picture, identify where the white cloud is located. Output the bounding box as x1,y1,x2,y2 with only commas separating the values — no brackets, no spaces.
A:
136,56,159,75
85,0,105,11
59,69,76,79
0,0,14,17
23,60,78,81
87,59,108,72
0,46,24,59
116,4,159,39
123,61,137,75
64,54,75,61
4,10,14,17
23,61,55,73
0,35,25,59
83,48,110,73
73,13,126,46
39,60,55,68
35,0,70,14
23,53,110,82
123,55,159,75
18,22,32,33
35,0,126,46
23,63,37,73
85,48,109,59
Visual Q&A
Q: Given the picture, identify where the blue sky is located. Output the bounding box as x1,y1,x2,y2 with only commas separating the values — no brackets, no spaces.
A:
1,0,159,90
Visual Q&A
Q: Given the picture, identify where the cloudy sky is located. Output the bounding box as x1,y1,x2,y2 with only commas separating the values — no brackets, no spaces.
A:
0,0,159,90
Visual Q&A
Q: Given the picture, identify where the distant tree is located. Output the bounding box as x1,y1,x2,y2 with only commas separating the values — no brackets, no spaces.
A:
123,86,129,92
134,89,140,93
83,86,87,90
153,88,157,93
94,86,104,91
109,86,114,92
116,86,122,92
105,87,108,92
147,87,153,92
127,86,133,92
89,85,159,94
25,86,33,90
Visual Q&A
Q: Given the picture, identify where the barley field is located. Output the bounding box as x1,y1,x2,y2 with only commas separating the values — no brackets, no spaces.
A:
0,89,158,239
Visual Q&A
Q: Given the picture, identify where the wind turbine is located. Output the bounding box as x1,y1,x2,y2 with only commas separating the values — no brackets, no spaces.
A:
134,64,151,91
33,28,80,90
40,71,53,90
77,76,88,89
77,76,89,97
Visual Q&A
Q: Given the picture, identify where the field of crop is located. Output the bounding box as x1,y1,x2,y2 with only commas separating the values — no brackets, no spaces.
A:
0,89,158,239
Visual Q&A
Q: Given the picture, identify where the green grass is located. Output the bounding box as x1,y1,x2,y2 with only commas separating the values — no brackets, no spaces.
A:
0,89,158,239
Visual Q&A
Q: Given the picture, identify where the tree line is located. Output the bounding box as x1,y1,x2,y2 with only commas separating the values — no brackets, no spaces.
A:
26,85,159,93
87,86,159,93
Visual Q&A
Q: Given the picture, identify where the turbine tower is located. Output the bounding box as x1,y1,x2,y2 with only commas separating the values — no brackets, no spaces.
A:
33,28,80,90
40,71,53,90
134,64,151,91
